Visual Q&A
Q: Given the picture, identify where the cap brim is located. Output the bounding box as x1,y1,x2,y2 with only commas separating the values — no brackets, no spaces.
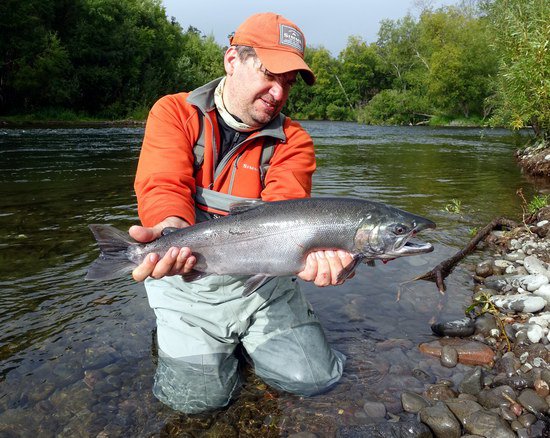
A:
254,47,315,86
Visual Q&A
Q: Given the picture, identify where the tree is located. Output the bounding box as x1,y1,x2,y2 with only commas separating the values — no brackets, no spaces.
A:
419,8,498,118
485,0,550,142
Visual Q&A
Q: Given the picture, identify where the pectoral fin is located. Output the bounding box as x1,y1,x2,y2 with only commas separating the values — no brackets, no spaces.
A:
336,253,367,283
242,274,275,296
181,270,211,282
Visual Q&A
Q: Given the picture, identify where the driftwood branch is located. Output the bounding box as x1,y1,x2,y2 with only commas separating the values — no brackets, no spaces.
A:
414,217,519,293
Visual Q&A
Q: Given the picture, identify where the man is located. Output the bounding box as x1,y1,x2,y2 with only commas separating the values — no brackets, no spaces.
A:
131,12,353,413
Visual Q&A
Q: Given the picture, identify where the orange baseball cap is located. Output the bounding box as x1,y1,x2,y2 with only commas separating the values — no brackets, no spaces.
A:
229,12,315,85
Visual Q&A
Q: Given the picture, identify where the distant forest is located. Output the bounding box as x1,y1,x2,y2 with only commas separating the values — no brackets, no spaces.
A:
0,0,547,142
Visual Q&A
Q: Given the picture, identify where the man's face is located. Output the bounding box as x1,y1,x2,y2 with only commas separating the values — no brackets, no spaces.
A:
223,48,297,128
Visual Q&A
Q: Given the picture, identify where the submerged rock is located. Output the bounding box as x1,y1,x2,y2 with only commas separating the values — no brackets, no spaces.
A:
431,317,475,338
419,338,495,366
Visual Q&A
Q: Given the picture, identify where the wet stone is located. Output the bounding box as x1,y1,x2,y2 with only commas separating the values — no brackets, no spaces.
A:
534,378,550,397
412,368,435,384
419,338,495,366
458,367,483,395
445,398,483,424
462,410,516,438
477,385,517,409
491,374,534,391
335,419,432,438
419,401,461,438
498,406,517,422
401,391,429,414
474,313,498,337
517,388,549,415
423,383,457,402
440,346,458,368
518,412,537,427
431,317,475,337
476,260,494,277
363,400,386,418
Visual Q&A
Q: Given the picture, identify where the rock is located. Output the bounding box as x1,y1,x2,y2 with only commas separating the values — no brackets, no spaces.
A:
445,398,483,424
518,412,537,427
526,323,545,343
419,401,461,438
440,346,458,368
476,260,494,277
505,251,526,263
523,255,550,277
401,391,429,414
336,419,432,438
477,385,516,409
534,378,550,397
485,274,549,292
458,367,483,395
419,338,495,366
424,383,458,402
474,313,498,336
412,368,435,384
491,294,547,313
462,410,516,438
517,388,549,416
431,317,475,337
490,374,533,391
363,400,386,418
533,284,550,303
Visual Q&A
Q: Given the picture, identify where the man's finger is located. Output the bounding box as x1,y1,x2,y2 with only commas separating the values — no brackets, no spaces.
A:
314,251,331,287
129,225,158,243
151,247,179,279
132,253,159,282
297,253,317,282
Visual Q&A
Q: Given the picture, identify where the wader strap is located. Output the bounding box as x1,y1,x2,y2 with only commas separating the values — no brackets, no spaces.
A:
195,186,260,214
259,136,277,189
192,112,205,174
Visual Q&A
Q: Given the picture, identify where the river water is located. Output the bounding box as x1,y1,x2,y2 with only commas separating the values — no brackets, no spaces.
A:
0,122,544,436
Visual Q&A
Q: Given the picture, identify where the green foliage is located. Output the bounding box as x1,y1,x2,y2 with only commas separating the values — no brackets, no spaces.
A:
357,89,430,125
443,199,462,214
485,0,550,142
527,194,549,214
0,0,546,131
0,0,223,118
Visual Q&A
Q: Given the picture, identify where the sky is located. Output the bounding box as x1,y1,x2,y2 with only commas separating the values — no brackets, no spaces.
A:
161,0,459,57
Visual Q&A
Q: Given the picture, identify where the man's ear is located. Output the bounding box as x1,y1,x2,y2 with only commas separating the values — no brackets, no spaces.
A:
224,47,239,75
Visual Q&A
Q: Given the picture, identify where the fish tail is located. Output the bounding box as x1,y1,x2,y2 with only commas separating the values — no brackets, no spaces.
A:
86,224,138,280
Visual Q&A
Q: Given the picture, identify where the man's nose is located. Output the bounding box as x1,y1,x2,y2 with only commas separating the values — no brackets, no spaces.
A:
269,82,285,101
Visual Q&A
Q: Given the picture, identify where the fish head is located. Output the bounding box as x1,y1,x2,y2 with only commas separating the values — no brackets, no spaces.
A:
354,207,436,261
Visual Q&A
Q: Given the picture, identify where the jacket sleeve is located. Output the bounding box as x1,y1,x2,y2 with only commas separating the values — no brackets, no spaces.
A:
134,94,198,227
261,119,316,200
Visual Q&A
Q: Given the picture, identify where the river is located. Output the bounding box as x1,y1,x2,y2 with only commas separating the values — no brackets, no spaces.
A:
0,122,544,436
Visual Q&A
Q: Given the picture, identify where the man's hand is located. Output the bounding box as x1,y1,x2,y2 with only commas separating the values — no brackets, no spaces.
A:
129,216,196,282
297,250,355,287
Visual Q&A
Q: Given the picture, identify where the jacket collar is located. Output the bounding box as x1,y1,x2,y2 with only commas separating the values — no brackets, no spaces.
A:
186,77,286,142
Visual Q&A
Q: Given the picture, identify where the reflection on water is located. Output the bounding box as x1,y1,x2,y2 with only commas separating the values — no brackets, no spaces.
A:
0,123,541,436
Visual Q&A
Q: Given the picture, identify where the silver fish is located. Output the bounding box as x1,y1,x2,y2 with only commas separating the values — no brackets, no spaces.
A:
86,197,435,294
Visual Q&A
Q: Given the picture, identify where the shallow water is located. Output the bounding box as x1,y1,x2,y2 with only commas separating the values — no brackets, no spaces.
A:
0,122,544,436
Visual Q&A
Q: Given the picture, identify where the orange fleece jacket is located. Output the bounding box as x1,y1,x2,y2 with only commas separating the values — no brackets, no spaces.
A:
134,89,316,227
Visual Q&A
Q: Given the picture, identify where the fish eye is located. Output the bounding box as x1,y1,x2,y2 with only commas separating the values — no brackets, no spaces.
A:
392,224,409,235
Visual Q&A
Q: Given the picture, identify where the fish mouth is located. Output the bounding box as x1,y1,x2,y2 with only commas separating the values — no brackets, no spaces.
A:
397,240,434,255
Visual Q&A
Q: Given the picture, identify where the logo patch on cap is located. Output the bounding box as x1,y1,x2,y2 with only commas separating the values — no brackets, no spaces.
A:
279,24,304,53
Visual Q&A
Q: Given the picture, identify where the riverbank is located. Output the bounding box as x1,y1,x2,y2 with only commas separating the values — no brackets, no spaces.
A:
517,142,550,178
408,208,550,437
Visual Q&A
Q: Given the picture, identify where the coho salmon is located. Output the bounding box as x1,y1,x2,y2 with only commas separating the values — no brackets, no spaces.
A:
86,197,435,294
